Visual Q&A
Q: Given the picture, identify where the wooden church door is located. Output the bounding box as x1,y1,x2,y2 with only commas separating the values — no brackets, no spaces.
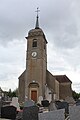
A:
31,90,37,102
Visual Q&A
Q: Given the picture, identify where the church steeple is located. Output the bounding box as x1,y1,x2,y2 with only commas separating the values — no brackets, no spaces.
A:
35,8,40,29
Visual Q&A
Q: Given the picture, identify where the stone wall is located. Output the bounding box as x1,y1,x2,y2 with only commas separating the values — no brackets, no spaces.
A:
59,82,72,100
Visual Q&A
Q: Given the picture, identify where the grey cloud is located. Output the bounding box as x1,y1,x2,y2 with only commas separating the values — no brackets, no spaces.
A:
0,0,74,44
40,0,80,50
0,0,36,45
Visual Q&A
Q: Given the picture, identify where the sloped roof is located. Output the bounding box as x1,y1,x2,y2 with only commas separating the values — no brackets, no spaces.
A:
18,70,26,79
54,75,72,83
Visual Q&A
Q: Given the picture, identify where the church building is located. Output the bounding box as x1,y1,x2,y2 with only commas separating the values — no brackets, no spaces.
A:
18,10,72,103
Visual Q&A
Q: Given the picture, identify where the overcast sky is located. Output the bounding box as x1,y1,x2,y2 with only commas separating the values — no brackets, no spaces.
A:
0,0,80,93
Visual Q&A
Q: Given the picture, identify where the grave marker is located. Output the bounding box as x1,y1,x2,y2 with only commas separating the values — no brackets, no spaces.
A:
1,106,17,119
23,99,35,107
69,105,80,120
23,100,39,120
10,97,20,111
39,109,65,120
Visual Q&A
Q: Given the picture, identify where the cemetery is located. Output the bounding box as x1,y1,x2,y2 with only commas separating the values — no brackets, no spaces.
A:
0,96,80,120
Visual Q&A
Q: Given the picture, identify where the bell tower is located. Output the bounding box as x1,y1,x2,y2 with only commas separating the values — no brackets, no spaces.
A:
18,9,72,103
25,8,48,102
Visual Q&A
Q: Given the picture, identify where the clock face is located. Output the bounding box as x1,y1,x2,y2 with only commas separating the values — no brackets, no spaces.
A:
32,52,37,57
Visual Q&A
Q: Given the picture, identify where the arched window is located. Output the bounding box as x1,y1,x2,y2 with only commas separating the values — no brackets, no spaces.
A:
32,39,37,47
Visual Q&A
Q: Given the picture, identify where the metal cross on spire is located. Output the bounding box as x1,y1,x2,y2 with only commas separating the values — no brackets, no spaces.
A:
35,7,40,16
35,7,40,29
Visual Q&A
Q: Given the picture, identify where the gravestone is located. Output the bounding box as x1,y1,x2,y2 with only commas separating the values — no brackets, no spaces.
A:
41,100,50,107
39,109,65,120
69,105,80,120
23,106,39,120
23,99,35,107
48,101,57,111
10,97,20,111
38,96,43,104
0,100,2,117
76,100,80,106
55,101,69,114
0,98,3,116
23,100,39,120
1,106,17,119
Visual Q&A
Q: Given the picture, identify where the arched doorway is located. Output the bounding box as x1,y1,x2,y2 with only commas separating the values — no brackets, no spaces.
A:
28,82,39,102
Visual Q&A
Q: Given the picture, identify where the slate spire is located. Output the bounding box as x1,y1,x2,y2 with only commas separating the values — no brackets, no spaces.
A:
35,7,40,29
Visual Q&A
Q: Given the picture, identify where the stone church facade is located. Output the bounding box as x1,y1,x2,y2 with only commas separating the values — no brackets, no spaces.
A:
18,13,72,103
